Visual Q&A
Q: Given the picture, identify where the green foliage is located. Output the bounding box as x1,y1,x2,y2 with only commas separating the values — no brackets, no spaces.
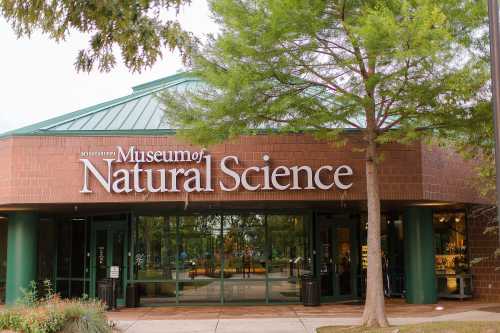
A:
0,280,112,333
162,0,489,148
0,0,196,72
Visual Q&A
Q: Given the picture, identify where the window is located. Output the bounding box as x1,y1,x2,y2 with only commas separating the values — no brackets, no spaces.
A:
135,216,176,281
434,212,468,275
131,213,311,304
55,218,90,298
267,215,310,302
135,216,177,303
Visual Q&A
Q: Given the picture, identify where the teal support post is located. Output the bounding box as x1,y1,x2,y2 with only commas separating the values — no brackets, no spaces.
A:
404,207,437,304
5,212,38,305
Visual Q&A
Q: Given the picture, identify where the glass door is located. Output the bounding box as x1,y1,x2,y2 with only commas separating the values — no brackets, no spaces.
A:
333,223,356,299
91,221,128,305
319,221,334,297
318,215,358,301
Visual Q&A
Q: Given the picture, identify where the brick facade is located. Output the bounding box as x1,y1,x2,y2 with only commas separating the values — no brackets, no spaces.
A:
0,132,498,302
468,206,500,301
0,133,486,207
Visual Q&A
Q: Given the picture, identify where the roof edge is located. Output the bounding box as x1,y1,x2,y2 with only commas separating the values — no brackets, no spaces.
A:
0,72,196,138
132,72,196,93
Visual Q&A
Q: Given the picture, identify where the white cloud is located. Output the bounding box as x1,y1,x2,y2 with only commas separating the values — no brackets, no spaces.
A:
0,0,217,133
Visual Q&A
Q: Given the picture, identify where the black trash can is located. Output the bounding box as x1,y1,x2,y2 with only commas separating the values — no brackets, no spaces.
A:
300,273,313,302
97,279,115,310
126,283,140,308
301,274,320,306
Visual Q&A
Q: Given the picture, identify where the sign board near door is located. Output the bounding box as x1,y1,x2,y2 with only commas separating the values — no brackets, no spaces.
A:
110,266,119,279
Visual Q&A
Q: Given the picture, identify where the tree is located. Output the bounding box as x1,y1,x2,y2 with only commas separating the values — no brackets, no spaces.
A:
0,0,196,72
162,0,489,327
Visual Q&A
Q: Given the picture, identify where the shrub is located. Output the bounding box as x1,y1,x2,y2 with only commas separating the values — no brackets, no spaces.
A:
0,280,114,333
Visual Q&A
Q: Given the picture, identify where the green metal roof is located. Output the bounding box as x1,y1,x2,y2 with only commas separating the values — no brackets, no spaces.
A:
1,72,199,137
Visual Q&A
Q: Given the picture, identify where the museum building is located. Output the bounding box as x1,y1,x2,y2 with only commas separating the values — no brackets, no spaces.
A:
0,73,498,307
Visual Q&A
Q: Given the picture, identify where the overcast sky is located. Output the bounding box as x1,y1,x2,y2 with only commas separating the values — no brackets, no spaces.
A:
0,0,217,133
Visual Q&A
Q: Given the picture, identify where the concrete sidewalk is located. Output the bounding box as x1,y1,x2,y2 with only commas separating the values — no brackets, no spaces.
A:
113,311,500,333
108,301,500,333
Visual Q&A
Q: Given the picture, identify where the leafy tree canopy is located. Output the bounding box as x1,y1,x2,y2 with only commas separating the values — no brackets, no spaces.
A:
0,0,195,72
162,0,489,148
160,1,491,326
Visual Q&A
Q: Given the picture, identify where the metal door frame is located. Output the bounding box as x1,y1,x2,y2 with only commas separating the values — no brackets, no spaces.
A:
90,220,129,305
316,214,359,302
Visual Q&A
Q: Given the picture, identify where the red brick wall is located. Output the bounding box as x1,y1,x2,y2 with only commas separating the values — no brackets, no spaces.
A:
0,138,12,205
0,133,486,206
422,145,484,204
468,207,500,301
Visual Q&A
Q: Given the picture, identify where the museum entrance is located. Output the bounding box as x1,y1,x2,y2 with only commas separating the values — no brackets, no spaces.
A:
317,214,358,301
90,220,129,306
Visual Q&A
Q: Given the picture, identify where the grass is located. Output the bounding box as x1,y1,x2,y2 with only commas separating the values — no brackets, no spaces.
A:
316,322,500,333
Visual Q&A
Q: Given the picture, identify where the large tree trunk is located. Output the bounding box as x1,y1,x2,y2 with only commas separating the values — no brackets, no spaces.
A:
361,136,389,327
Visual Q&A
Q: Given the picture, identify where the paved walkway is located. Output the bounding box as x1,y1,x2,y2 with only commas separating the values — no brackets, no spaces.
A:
107,300,500,333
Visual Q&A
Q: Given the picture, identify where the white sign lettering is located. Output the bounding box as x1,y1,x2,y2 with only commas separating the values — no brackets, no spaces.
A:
80,146,353,194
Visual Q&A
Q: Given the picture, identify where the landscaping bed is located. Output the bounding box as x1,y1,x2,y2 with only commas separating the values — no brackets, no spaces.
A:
0,281,115,333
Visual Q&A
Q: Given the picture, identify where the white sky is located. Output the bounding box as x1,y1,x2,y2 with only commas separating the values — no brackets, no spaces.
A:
0,0,217,133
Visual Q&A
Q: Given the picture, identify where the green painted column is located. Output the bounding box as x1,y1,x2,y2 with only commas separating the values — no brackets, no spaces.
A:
404,207,437,304
5,212,38,305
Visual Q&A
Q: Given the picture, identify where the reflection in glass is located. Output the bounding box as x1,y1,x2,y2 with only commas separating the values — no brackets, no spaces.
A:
223,215,266,279
139,282,177,304
268,215,311,280
178,281,221,303
178,215,221,280
135,217,176,280
223,280,266,303
269,280,300,302
131,214,310,304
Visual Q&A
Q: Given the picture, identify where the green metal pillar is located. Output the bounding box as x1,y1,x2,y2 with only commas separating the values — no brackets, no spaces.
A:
5,212,38,305
404,207,437,304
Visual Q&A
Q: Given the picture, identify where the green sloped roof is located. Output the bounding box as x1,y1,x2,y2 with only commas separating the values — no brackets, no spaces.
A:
1,72,199,137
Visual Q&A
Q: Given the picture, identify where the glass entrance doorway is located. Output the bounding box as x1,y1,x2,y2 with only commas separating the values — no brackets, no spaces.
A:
90,220,128,305
318,214,358,301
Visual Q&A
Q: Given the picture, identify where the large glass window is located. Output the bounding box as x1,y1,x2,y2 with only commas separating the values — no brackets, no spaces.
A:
177,215,221,303
131,213,311,304
223,215,266,280
222,215,266,303
178,215,221,280
134,216,177,303
267,215,311,302
268,215,311,279
135,216,176,280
